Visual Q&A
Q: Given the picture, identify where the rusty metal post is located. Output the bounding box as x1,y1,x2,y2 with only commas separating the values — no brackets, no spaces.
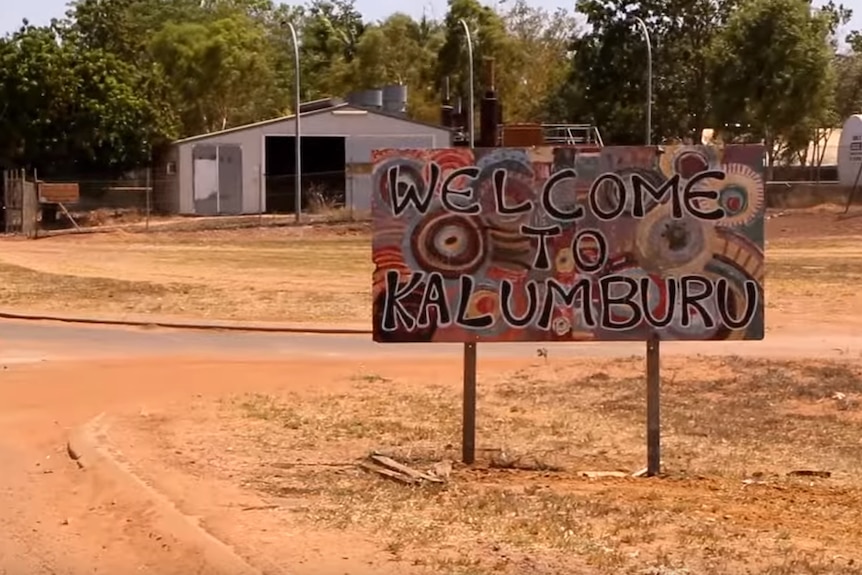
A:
459,18,477,465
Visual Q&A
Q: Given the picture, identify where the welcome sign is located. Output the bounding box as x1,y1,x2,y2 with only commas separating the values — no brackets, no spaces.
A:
371,145,765,343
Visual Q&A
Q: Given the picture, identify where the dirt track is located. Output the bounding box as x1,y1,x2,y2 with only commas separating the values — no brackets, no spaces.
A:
0,356,364,573
0,354,533,574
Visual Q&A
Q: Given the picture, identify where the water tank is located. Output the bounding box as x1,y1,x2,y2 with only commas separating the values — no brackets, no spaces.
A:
347,89,383,109
501,124,544,147
382,84,408,115
838,114,862,186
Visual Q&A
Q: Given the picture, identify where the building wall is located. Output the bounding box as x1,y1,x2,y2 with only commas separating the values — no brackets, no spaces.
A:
172,106,452,215
345,134,438,213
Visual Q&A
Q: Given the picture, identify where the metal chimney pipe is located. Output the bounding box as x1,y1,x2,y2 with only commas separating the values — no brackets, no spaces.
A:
484,57,495,93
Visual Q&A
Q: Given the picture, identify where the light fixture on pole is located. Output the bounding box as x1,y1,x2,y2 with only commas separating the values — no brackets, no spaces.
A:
459,18,475,148
633,16,652,145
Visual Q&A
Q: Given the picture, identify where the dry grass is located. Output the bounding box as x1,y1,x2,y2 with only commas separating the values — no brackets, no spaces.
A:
0,209,861,326
0,224,371,323
128,357,862,574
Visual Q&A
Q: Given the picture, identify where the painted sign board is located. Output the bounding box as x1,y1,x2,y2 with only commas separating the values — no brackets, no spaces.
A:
38,182,80,204
371,145,765,343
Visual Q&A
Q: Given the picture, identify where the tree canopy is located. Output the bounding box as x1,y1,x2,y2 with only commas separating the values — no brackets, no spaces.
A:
0,0,859,175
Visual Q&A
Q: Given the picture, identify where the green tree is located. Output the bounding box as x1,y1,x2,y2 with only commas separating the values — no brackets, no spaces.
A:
62,0,207,63
436,0,512,111
548,0,734,144
499,0,577,122
709,0,836,174
299,0,367,99
350,13,443,121
0,24,175,174
149,14,280,136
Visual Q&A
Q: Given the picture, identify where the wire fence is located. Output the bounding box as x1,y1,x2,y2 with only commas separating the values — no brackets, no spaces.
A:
1,147,857,237
0,167,374,235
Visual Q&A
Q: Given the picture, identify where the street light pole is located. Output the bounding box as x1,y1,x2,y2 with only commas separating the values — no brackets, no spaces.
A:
287,21,302,224
633,16,652,145
633,15,660,477
459,18,475,148
458,17,477,465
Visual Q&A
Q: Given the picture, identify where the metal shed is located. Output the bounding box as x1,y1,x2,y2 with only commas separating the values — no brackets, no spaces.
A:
154,99,453,216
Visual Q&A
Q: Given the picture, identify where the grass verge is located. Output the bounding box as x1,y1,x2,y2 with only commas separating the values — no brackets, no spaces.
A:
136,357,862,574
0,227,371,323
0,219,860,326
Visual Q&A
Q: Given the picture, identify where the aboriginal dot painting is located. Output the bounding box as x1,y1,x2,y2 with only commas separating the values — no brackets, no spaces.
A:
371,145,766,343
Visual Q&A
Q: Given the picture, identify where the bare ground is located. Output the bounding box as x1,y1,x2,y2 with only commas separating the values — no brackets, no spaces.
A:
98,355,862,575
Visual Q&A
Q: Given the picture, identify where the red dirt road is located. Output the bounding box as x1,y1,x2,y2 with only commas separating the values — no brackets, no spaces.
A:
0,357,297,574
0,355,512,574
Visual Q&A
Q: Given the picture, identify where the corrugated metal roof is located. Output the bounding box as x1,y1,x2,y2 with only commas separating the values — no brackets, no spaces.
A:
172,98,347,144
172,100,452,145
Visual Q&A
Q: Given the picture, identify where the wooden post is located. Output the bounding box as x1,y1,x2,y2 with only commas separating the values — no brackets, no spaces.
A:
2,170,7,234
21,169,39,239
145,163,151,232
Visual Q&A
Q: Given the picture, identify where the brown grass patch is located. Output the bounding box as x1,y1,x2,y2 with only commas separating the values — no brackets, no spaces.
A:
0,209,860,327
118,357,862,574
0,225,371,323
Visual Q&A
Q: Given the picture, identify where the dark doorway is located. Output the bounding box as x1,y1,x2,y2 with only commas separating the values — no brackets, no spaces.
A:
264,136,346,214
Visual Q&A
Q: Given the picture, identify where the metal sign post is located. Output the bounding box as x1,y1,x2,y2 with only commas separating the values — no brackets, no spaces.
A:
634,16,660,477
459,17,478,465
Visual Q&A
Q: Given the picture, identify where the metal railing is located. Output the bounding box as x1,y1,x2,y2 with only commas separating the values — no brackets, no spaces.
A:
541,123,604,147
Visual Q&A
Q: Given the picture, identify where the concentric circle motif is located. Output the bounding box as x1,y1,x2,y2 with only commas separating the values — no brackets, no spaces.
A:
664,231,763,340
467,287,498,319
373,245,409,275
374,158,426,210
693,163,765,228
476,148,530,169
702,261,762,340
659,146,718,179
634,203,715,274
705,271,749,341
555,247,576,274
462,284,502,332
552,316,572,337
408,211,487,278
431,148,474,171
